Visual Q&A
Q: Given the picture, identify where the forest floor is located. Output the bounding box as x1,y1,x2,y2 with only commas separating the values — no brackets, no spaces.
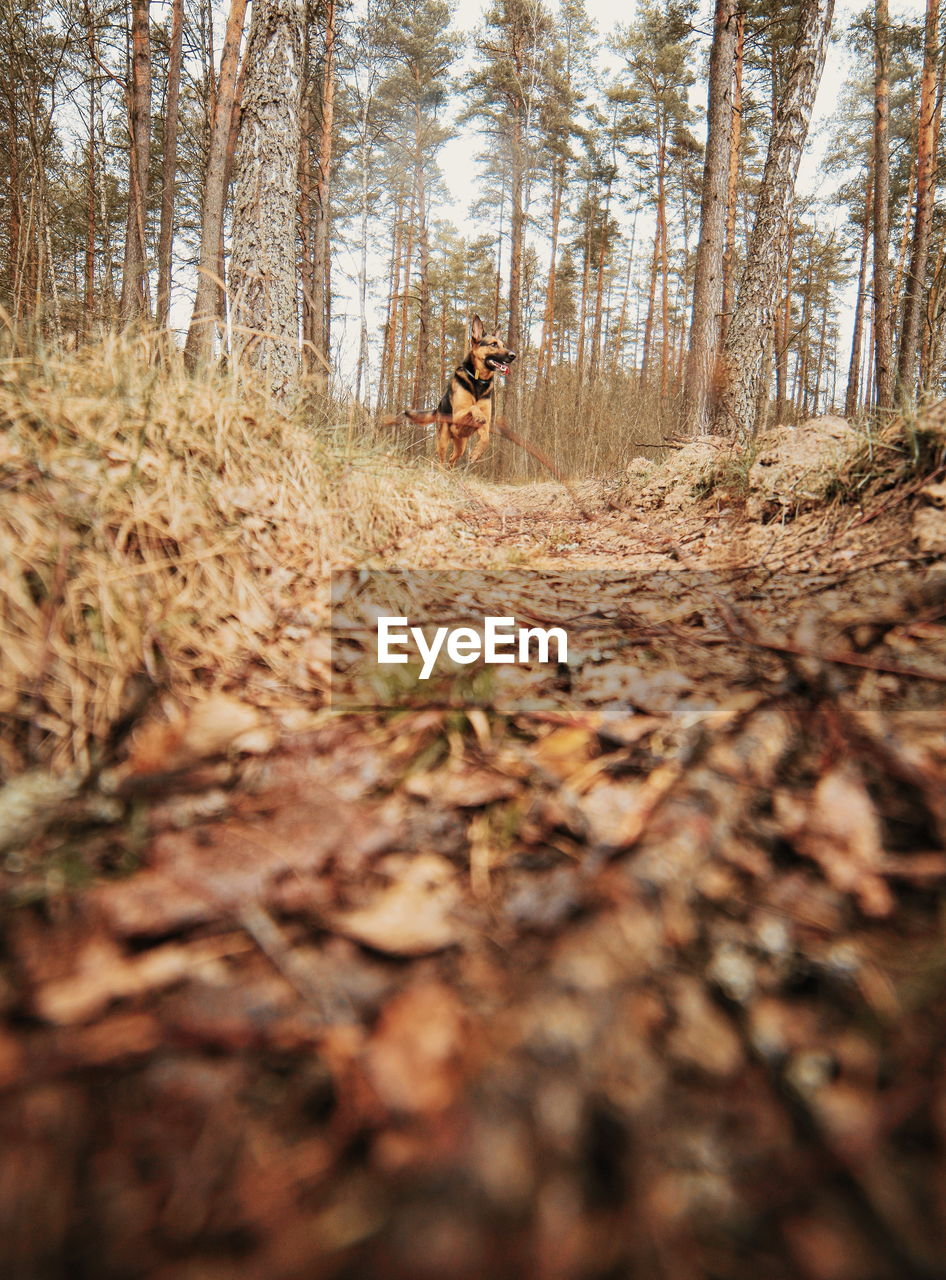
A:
3,421,946,1280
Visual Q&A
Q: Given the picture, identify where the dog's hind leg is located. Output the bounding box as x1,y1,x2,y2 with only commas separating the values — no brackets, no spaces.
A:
436,420,450,466
450,435,469,467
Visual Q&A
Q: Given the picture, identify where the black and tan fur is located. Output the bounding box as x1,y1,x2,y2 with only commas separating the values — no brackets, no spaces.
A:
405,315,516,467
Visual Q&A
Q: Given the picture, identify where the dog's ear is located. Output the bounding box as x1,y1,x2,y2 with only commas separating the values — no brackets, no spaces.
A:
471,315,484,342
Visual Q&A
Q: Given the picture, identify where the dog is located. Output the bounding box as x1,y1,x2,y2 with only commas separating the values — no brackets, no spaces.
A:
404,315,516,467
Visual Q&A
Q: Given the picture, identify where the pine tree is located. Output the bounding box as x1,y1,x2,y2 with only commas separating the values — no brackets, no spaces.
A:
229,0,305,398
712,0,835,436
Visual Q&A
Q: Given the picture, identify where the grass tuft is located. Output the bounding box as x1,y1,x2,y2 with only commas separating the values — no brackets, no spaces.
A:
0,335,456,777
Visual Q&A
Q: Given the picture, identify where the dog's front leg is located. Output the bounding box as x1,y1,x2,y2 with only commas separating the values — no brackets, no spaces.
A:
469,423,490,463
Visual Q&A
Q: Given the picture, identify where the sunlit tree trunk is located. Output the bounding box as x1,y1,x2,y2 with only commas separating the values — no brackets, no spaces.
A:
872,0,893,409
120,0,152,323
229,0,304,399
184,0,247,363
156,0,183,328
684,0,738,433
713,0,834,437
896,0,939,400
720,9,743,348
311,0,336,382
845,159,873,418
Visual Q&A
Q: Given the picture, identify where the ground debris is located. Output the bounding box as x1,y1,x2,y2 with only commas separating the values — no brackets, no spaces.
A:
2,444,946,1280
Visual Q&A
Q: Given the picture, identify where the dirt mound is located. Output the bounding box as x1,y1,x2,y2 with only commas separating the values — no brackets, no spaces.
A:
747,414,863,520
632,435,729,510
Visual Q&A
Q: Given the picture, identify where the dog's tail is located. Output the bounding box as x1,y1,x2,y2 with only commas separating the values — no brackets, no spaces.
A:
402,408,448,425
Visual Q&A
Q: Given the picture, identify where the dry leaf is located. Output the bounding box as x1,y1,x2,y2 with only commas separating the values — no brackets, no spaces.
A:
332,854,460,956
791,767,893,918
366,982,467,1114
404,766,517,807
124,694,266,777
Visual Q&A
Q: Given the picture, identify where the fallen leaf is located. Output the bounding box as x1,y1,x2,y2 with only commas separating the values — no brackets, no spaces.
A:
33,933,253,1025
365,982,468,1114
528,726,597,781
123,694,267,777
789,767,893,917
404,766,518,807
332,854,461,956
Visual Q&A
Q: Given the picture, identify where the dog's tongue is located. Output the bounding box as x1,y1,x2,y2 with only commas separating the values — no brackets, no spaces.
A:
495,362,509,375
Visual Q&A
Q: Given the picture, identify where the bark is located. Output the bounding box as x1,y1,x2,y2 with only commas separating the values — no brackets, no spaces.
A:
395,181,416,409
7,98,21,314
298,21,314,371
684,0,738,433
640,227,660,386
506,109,525,421
536,162,563,389
311,0,336,381
712,0,835,437
184,0,247,364
891,151,916,325
872,0,893,410
895,0,939,401
229,0,305,399
156,0,183,328
721,10,744,347
84,8,97,334
775,227,793,420
411,105,431,410
575,205,592,396
844,159,874,419
589,182,612,383
120,0,152,324
378,189,404,412
657,132,670,398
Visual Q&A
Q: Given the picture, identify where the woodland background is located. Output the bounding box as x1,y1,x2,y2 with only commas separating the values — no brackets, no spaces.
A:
2,0,945,473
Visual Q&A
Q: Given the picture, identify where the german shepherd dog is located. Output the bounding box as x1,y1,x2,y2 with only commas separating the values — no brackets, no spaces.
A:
405,316,516,466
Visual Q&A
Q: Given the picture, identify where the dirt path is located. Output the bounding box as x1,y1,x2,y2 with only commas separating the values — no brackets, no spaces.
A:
2,477,946,1280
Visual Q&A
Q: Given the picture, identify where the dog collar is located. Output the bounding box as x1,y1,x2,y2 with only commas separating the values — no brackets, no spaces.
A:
459,360,493,398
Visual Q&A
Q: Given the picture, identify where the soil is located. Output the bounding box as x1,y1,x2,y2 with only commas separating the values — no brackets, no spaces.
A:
2,454,946,1280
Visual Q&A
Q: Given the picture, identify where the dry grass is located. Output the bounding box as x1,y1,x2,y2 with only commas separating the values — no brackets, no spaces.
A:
469,368,677,482
0,335,456,778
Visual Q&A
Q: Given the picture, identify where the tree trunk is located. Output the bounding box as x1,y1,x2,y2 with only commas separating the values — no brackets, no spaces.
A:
684,0,738,433
120,0,152,324
84,8,98,335
156,0,183,328
657,125,670,398
895,0,939,401
395,180,416,409
506,108,524,421
311,0,336,382
845,159,873,418
184,0,247,363
229,0,304,400
411,104,431,410
378,188,404,412
775,228,793,421
298,59,314,372
536,162,563,389
640,228,660,386
891,151,916,326
872,0,894,409
712,0,835,437
721,9,744,348
589,182,612,383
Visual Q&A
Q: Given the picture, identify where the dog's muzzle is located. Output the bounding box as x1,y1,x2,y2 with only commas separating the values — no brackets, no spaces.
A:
487,351,516,375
